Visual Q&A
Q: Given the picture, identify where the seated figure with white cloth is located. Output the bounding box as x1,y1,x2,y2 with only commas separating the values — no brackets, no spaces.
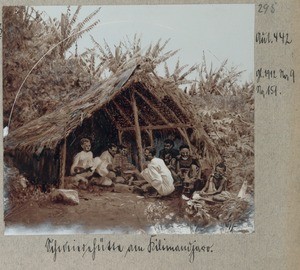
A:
92,143,118,186
70,138,95,185
134,146,175,197
70,139,117,187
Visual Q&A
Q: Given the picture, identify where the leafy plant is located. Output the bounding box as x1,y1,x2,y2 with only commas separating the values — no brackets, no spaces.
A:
3,6,101,130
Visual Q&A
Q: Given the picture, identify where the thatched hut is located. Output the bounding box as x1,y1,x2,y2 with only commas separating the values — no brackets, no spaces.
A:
4,58,219,188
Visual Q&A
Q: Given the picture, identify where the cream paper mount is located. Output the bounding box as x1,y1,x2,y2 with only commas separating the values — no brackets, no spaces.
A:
0,1,299,269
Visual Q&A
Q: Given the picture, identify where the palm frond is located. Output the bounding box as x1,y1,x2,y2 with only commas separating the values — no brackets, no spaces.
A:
154,49,179,64
69,6,82,27
157,38,170,55
151,38,162,58
74,7,101,34
164,62,170,78
179,64,198,81
103,39,113,59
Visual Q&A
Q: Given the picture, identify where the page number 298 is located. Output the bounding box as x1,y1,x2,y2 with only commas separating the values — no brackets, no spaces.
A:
258,3,277,14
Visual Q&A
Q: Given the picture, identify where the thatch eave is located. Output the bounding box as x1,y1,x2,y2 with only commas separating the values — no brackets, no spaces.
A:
4,62,138,153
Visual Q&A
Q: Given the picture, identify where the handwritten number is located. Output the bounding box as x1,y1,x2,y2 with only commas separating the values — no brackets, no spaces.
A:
285,33,292,44
258,3,276,14
270,4,276,13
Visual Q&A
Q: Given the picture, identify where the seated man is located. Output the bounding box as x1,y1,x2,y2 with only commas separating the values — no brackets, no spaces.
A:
113,145,132,171
175,144,202,193
93,143,118,185
159,139,179,170
198,162,227,197
70,138,94,185
134,147,175,197
113,144,135,183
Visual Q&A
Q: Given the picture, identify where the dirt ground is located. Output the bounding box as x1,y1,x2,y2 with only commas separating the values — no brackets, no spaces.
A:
4,161,187,234
4,189,184,234
3,162,254,235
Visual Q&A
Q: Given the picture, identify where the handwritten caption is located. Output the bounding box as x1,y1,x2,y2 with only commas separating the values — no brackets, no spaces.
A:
255,3,295,98
45,236,214,263
256,32,292,45
255,68,295,98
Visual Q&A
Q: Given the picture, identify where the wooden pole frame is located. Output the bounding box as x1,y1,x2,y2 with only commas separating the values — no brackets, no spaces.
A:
112,100,133,126
122,96,151,126
118,129,124,145
59,130,67,188
135,86,187,125
103,107,121,129
146,129,154,146
119,123,193,132
178,127,193,150
134,90,193,148
131,89,143,171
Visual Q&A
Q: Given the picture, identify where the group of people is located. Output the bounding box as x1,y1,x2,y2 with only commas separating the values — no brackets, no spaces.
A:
70,139,132,187
157,139,227,197
69,138,227,198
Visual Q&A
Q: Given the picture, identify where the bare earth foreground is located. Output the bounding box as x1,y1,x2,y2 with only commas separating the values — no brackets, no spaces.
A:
4,160,192,234
4,161,254,235
4,190,186,234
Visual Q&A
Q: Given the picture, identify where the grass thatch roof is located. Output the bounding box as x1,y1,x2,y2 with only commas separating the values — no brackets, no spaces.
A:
4,56,218,162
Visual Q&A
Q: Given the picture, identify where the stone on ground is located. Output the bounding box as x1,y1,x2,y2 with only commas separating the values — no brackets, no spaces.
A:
114,184,134,193
50,189,79,205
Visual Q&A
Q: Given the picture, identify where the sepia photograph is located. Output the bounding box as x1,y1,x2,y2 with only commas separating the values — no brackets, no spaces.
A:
3,4,255,235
